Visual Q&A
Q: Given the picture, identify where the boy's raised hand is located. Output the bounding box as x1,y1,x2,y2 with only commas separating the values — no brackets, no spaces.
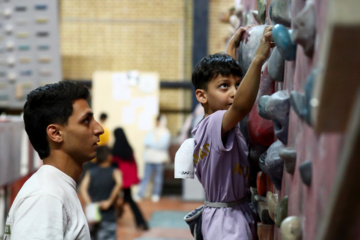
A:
226,25,253,59
254,25,274,63
222,25,274,136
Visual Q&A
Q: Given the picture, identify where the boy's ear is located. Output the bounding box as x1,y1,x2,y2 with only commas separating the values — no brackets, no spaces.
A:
47,124,64,143
195,89,207,104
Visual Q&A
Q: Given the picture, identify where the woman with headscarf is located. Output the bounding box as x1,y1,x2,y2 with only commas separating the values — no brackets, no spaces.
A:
112,127,148,230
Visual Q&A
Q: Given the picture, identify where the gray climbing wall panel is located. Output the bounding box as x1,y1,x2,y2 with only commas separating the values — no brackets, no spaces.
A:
0,0,61,109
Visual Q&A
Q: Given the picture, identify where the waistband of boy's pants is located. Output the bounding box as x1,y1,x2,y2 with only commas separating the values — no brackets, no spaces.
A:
204,198,245,208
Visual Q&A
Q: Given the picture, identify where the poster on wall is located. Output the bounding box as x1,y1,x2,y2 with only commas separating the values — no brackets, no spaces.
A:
92,71,160,176
112,72,132,101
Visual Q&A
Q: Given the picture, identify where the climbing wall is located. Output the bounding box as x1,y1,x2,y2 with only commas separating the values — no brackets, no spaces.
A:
234,0,360,239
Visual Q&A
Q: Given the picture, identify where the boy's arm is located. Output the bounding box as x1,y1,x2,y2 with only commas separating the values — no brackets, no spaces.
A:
79,171,92,205
99,169,123,210
222,25,273,134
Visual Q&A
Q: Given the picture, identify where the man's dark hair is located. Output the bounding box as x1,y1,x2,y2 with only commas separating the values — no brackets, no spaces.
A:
96,146,111,164
100,113,107,121
192,53,242,90
23,81,90,159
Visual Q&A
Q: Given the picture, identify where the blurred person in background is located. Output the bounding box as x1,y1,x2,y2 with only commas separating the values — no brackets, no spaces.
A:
112,128,149,230
98,113,110,146
80,112,110,182
80,146,122,240
136,115,171,203
177,103,204,144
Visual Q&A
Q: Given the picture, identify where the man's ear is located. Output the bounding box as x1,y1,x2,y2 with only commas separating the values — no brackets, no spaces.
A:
195,89,207,104
47,124,63,143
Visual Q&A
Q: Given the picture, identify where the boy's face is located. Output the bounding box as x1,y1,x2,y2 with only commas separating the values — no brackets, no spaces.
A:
60,99,104,164
197,74,241,115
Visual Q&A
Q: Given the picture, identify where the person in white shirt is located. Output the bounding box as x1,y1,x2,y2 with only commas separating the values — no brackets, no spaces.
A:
136,115,171,203
3,81,104,240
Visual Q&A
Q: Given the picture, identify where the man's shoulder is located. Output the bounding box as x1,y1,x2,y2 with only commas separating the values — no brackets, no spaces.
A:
13,171,42,199
21,166,76,203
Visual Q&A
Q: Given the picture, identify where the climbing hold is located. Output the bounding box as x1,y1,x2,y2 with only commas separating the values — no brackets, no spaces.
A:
257,200,275,224
272,24,297,61
299,161,312,186
258,95,271,119
275,195,288,228
290,68,316,126
257,0,267,24
257,171,268,196
279,147,297,174
280,216,302,240
290,91,307,119
304,69,316,124
267,191,279,221
293,0,316,57
238,25,267,77
259,90,290,144
269,0,291,27
259,140,284,190
268,46,285,82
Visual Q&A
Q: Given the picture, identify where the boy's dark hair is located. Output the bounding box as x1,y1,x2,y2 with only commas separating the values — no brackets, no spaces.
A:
100,113,108,121
96,146,112,164
192,53,242,90
23,81,90,159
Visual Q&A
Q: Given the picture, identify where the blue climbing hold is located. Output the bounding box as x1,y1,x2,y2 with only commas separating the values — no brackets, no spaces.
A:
272,24,297,61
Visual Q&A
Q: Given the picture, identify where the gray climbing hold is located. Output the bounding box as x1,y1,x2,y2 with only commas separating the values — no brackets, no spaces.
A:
290,91,307,120
258,95,271,119
265,90,290,144
290,68,317,126
268,46,285,82
279,147,297,174
304,69,316,124
269,0,291,27
299,161,312,186
259,91,290,144
259,140,284,190
238,25,266,77
293,0,316,57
